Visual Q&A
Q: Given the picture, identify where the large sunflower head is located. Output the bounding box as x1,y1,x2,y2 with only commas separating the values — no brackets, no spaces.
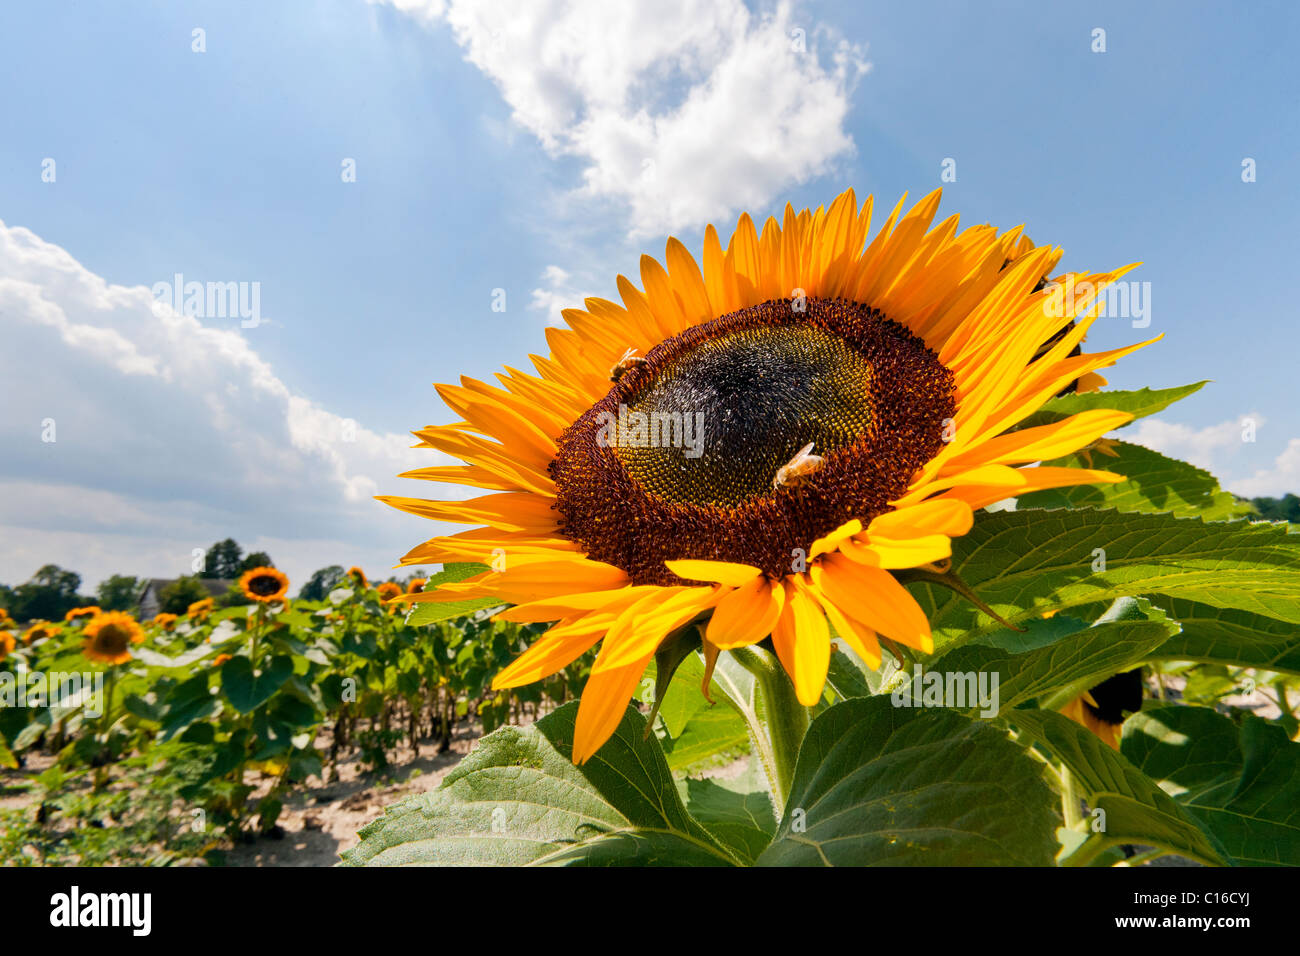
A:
0,631,15,661
382,189,1156,763
65,605,101,623
82,611,144,666
239,566,290,604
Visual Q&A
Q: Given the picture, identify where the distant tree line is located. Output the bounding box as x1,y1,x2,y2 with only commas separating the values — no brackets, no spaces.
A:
1251,493,1300,523
0,539,278,623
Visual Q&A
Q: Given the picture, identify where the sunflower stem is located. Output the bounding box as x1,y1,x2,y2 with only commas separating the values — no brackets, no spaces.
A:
729,645,809,821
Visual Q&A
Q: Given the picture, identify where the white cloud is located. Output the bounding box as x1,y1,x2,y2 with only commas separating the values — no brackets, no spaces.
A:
0,220,457,591
528,264,597,326
1127,412,1300,498
375,0,867,237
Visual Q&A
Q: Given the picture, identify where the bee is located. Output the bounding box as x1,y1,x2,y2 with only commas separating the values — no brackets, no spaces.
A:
609,347,646,383
773,442,824,490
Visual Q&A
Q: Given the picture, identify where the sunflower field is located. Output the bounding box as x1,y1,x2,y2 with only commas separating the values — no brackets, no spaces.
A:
343,190,1300,868
0,573,576,865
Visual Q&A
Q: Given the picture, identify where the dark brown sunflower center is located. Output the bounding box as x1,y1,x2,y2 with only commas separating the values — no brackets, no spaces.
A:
614,324,875,508
93,625,130,655
248,574,281,597
550,298,956,585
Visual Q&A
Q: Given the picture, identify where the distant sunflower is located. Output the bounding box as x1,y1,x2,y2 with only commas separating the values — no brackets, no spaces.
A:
239,566,289,604
376,581,403,602
65,605,101,623
187,598,215,618
22,622,58,644
1060,669,1144,750
82,611,144,665
347,566,369,589
212,653,233,667
0,631,15,660
152,612,179,631
382,189,1156,762
406,578,427,594
0,608,12,625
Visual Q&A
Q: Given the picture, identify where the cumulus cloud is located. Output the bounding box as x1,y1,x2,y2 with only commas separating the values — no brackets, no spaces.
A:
0,220,455,590
373,0,867,236
1127,412,1300,498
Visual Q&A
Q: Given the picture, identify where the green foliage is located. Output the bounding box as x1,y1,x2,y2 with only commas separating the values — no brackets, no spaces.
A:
299,565,345,601
158,575,212,614
4,564,88,623
95,574,142,612
1251,492,1300,523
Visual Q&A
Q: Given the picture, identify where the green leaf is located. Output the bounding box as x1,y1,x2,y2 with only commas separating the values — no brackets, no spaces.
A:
404,563,500,626
1147,598,1300,676
1006,709,1228,866
220,655,293,714
1124,705,1300,866
757,696,1060,866
680,776,775,864
917,509,1300,650
343,702,740,866
159,671,219,741
1019,441,1250,520
0,734,17,769
1015,382,1208,431
929,611,1179,715
653,652,750,772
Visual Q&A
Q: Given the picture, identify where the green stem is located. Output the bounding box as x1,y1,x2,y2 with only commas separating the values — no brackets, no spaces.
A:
729,645,809,820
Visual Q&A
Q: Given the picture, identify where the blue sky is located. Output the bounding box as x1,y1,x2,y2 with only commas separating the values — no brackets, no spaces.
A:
2,0,1297,589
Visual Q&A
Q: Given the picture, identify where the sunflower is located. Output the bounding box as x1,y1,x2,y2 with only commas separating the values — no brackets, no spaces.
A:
239,566,290,604
65,605,101,623
347,566,369,589
382,188,1155,762
406,578,427,594
82,611,144,665
1060,669,1144,750
376,581,403,602
152,612,179,631
212,653,233,667
187,597,215,618
22,622,58,644
0,608,12,625
0,631,15,661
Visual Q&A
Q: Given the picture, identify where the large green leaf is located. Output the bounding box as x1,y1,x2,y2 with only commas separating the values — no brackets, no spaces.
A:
1147,598,1300,676
405,563,500,626
916,509,1300,649
680,775,775,864
649,651,751,772
1015,382,1207,430
1006,709,1228,865
757,696,1060,866
1019,441,1250,520
929,611,1179,715
1124,705,1300,866
343,702,740,866
220,655,293,714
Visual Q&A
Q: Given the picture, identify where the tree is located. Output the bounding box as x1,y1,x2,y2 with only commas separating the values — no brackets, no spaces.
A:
96,574,142,612
201,539,243,579
8,565,88,622
239,551,274,572
158,576,211,615
299,565,345,602
1252,493,1300,523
